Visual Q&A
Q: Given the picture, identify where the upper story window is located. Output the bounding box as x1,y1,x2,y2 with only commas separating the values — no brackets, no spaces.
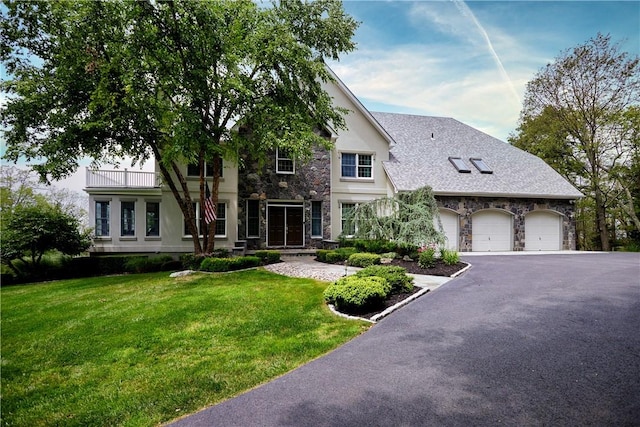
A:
187,160,223,178
276,148,295,174
448,157,471,173
470,158,493,174
341,153,373,179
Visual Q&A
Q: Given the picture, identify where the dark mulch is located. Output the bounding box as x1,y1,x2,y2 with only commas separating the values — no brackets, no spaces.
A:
387,258,468,277
326,258,469,320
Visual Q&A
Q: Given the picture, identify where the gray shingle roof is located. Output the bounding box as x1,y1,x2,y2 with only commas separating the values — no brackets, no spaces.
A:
373,112,583,199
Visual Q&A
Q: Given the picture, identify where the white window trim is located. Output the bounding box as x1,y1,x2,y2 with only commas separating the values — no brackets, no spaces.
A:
120,200,137,239
246,199,260,238
340,202,360,237
311,201,323,238
276,148,295,174
145,200,161,239
183,201,227,238
95,199,111,239
340,152,374,180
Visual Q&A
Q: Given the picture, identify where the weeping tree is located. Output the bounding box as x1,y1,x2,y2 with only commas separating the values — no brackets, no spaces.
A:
342,186,445,248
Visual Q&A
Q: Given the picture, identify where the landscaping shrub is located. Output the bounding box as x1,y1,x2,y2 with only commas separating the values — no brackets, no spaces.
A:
347,252,381,268
200,256,261,272
180,253,206,270
441,248,460,265
200,257,231,272
320,247,358,264
316,249,330,262
353,239,397,254
418,247,437,269
124,255,174,273
323,276,390,311
396,242,419,259
211,248,231,258
254,250,281,265
231,256,261,270
355,265,414,293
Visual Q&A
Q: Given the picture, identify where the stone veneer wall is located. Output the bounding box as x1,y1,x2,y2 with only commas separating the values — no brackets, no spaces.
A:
237,146,332,249
436,196,577,251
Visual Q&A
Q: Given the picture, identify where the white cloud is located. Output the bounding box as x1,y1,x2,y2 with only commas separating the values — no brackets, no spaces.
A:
330,44,528,141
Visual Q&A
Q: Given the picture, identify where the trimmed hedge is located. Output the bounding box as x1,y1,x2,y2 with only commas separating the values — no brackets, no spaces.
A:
347,253,381,268
254,250,281,265
355,265,414,293
323,276,390,311
124,255,177,273
200,256,261,272
316,247,357,264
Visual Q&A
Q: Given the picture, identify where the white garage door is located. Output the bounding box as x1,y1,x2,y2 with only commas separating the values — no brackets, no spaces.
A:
436,209,459,251
525,211,562,251
472,210,512,251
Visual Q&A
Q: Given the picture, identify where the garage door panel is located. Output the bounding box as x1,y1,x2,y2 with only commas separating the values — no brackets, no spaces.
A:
472,211,512,252
525,212,561,251
436,210,459,251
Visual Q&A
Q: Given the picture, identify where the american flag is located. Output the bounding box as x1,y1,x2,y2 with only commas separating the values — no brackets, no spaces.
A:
204,182,217,224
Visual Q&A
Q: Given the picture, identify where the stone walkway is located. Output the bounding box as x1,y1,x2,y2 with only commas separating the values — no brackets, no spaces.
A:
263,255,455,289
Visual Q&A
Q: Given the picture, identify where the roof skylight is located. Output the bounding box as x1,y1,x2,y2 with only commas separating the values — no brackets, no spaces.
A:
448,157,471,173
470,158,493,174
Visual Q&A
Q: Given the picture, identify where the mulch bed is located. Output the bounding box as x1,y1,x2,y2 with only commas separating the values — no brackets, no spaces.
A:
325,258,469,320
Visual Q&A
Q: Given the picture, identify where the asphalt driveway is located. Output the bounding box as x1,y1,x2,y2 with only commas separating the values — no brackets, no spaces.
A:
170,253,640,426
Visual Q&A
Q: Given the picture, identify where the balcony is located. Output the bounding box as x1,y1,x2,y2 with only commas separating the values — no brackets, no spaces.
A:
85,168,161,188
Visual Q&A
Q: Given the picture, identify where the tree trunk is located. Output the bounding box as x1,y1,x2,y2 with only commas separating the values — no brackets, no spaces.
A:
205,154,222,254
594,188,610,251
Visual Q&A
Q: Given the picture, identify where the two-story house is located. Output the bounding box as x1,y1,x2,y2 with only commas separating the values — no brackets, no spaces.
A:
85,67,582,255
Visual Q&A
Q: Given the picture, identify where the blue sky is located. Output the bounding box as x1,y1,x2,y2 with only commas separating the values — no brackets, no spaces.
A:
327,0,639,141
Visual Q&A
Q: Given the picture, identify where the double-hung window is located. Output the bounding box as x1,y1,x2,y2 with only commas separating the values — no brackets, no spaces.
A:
146,202,160,237
276,148,295,174
246,199,260,237
311,201,323,237
95,201,110,237
341,153,372,179
183,202,227,237
121,201,135,236
187,160,223,178
341,203,357,236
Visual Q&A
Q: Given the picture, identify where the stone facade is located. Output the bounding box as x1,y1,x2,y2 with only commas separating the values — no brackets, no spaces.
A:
437,196,577,251
237,146,332,249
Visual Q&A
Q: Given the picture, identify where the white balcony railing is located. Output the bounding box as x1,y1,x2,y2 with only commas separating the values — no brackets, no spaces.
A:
85,168,161,188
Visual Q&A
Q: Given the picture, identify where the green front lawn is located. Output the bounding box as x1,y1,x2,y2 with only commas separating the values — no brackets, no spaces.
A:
1,270,369,426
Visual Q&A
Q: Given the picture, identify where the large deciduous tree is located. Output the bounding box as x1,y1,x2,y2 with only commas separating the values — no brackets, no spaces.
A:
1,0,359,254
509,33,640,251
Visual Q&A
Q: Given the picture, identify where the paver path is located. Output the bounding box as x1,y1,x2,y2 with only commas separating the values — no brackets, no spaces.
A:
171,253,640,426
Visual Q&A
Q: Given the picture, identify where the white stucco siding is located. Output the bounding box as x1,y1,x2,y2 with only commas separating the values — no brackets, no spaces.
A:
323,79,393,240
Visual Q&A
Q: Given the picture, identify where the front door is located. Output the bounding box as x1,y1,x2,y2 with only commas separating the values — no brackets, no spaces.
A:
267,205,304,247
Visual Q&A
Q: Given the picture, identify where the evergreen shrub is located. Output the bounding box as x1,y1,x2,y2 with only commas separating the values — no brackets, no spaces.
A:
323,276,390,311
355,265,414,293
254,250,281,264
200,256,261,272
124,255,175,273
347,253,381,268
